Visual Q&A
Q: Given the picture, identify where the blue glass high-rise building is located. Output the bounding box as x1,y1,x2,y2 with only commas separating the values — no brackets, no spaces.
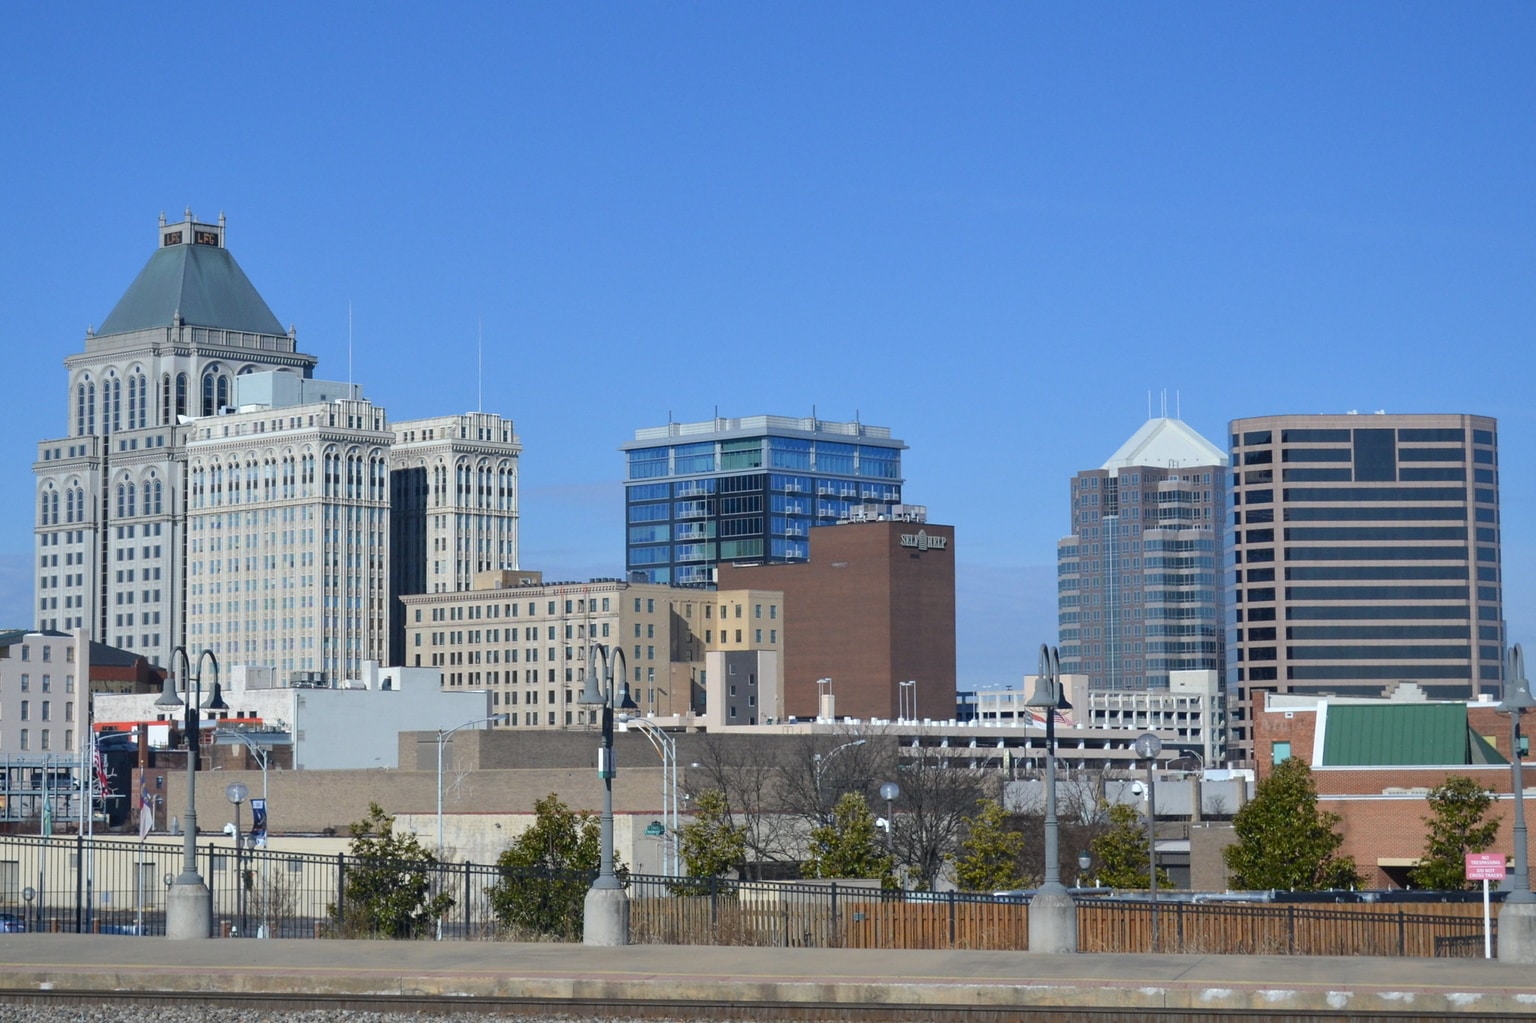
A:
621,415,910,586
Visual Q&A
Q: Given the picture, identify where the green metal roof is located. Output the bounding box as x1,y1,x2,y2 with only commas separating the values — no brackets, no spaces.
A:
98,242,284,337
1322,703,1507,766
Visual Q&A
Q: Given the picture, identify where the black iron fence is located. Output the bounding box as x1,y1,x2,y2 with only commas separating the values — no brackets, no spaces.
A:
0,834,1495,957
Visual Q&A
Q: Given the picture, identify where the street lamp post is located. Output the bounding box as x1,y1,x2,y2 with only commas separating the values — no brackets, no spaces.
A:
816,677,833,720
578,643,636,945
1077,850,1092,889
879,781,900,854
622,717,679,877
1026,644,1077,954
1499,645,1536,962
435,714,508,857
216,729,271,802
1134,731,1164,952
154,646,228,939
812,738,867,821
226,782,248,936
899,679,916,722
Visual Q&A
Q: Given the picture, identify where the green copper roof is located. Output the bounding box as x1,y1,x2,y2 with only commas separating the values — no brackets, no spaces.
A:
1322,703,1507,767
98,241,285,337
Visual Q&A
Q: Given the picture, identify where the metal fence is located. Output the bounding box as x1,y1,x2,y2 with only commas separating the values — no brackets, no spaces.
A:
0,834,1495,956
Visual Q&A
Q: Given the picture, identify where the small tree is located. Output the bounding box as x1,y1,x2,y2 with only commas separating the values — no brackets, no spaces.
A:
1409,775,1500,891
1225,758,1362,891
953,798,1025,892
803,792,895,885
1090,803,1169,889
486,793,608,940
330,802,453,938
678,789,747,881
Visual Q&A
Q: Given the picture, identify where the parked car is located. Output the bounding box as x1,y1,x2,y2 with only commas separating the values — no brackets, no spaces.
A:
0,913,26,933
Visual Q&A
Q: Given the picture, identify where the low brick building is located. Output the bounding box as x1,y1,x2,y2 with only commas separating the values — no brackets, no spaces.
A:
1254,690,1532,887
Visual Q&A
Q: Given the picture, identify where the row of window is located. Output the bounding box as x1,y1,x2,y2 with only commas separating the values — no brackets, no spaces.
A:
10,729,71,752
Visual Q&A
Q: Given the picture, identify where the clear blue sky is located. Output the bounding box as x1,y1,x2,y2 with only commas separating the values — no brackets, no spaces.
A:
2,4,1533,689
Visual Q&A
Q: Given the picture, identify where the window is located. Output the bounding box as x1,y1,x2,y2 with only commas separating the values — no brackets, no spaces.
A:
1272,741,1292,765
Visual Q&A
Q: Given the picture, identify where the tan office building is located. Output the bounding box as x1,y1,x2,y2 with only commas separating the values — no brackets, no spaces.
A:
400,572,782,728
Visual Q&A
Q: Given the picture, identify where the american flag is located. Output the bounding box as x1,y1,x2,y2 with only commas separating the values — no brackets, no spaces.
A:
92,745,111,796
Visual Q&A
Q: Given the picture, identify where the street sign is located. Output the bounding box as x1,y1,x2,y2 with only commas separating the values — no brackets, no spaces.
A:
644,821,665,837
1466,853,1507,881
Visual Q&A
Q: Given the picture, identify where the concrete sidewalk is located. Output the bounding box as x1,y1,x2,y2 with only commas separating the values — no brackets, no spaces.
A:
0,935,1532,1017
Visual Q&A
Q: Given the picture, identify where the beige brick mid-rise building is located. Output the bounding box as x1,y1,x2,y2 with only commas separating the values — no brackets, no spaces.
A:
184,387,393,680
388,413,522,664
400,572,782,728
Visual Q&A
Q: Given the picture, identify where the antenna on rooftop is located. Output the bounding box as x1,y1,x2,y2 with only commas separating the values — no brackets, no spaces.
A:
347,301,354,389
477,315,484,413
1147,390,1152,420
1176,390,1181,419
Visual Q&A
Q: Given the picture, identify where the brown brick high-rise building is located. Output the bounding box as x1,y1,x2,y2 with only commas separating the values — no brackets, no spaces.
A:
719,519,955,722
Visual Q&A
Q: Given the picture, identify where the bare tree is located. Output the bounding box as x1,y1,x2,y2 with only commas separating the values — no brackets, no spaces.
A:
686,732,802,878
887,748,990,890
775,727,894,825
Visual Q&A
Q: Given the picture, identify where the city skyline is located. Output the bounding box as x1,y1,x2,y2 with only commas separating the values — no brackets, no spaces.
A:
2,7,1533,688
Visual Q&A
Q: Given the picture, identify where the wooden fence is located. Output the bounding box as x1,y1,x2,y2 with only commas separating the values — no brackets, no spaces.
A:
630,891,1490,957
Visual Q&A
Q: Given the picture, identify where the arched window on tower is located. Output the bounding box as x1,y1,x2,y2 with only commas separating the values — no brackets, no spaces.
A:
176,373,188,418
132,374,147,429
106,375,121,434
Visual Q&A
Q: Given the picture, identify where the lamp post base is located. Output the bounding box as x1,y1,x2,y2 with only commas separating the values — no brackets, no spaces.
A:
1498,900,1536,962
583,886,630,946
1027,889,1078,954
165,879,212,940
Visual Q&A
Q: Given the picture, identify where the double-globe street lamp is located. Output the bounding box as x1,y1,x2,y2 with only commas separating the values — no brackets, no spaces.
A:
1025,644,1076,954
578,643,636,946
153,646,228,940
899,679,917,722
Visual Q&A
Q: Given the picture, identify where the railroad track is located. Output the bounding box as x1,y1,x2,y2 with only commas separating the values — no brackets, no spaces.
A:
0,989,1529,1023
